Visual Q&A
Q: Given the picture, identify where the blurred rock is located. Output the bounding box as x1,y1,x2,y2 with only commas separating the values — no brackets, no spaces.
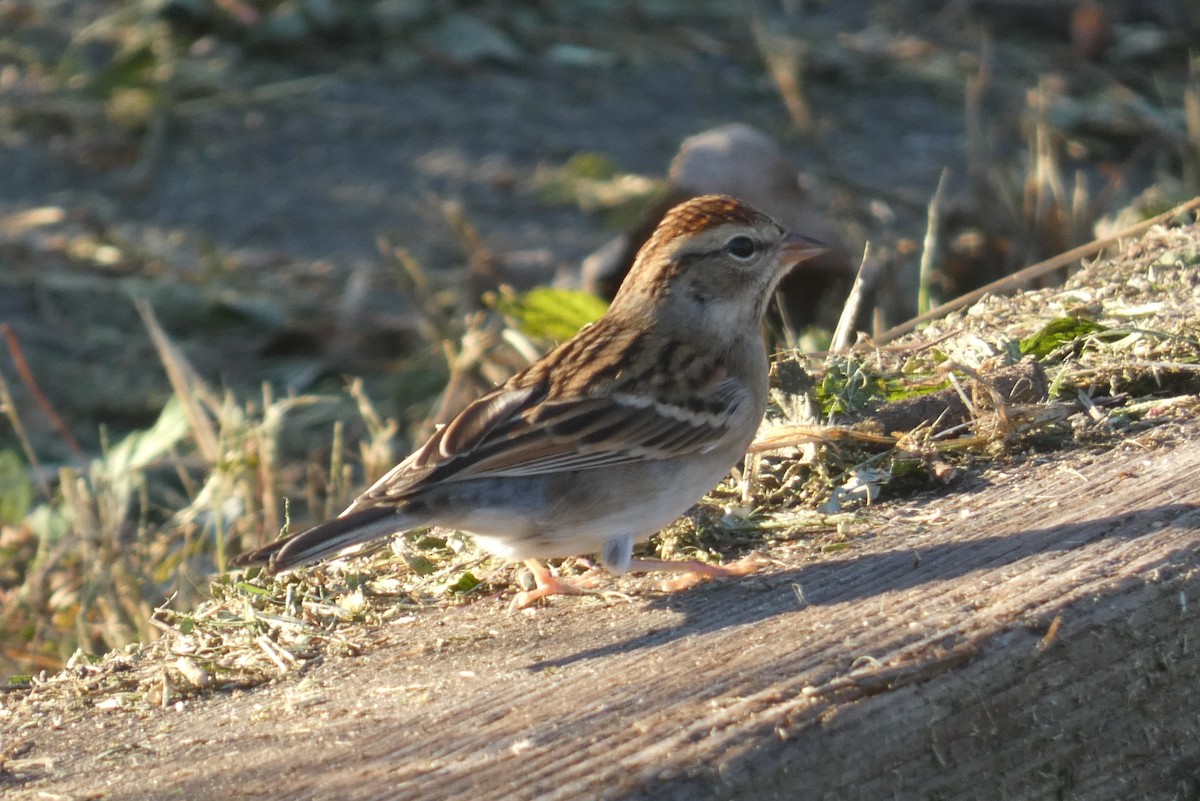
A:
260,2,309,46
422,13,522,67
545,43,619,68
579,123,854,331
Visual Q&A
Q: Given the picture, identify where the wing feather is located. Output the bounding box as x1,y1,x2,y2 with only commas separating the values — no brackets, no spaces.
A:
353,373,749,507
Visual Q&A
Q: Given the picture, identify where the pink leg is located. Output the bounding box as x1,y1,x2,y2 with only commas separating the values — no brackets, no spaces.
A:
626,553,766,592
508,559,586,610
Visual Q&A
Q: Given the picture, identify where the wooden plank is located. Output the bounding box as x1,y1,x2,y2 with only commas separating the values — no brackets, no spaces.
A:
5,433,1200,800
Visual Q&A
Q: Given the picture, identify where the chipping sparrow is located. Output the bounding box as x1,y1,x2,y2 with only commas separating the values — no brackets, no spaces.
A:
233,195,825,607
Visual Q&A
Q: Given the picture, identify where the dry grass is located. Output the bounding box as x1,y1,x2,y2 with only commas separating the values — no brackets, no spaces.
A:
0,318,400,675
750,217,1200,528
0,212,594,682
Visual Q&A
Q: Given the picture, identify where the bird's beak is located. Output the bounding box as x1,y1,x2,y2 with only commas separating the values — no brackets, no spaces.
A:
780,233,828,266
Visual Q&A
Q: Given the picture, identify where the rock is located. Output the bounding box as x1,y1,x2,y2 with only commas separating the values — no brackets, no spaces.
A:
422,13,522,66
544,43,618,68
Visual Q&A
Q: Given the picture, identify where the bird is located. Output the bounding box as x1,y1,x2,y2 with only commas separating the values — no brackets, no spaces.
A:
233,195,825,608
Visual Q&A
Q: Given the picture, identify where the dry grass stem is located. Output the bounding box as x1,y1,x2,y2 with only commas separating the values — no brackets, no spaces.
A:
0,371,52,500
1,324,85,462
917,168,950,316
749,11,813,135
830,243,875,353
135,300,220,464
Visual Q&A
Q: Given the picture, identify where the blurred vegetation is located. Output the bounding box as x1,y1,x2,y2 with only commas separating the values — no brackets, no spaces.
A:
1,0,1199,680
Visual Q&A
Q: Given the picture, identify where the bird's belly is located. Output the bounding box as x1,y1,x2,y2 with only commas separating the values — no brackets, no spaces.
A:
431,455,741,561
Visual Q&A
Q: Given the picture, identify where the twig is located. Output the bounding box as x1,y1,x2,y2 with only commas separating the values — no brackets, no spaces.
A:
874,194,1200,345
255,634,295,674
0,323,86,462
749,424,897,454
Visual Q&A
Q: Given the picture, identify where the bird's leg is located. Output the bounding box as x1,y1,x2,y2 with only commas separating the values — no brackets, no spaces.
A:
508,559,586,610
626,553,767,592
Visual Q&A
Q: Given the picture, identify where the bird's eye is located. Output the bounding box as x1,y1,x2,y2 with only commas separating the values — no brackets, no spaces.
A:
725,235,757,261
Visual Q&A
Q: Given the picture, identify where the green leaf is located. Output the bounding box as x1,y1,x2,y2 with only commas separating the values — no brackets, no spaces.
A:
883,377,951,402
87,44,158,98
561,152,620,181
815,356,887,416
404,554,438,576
888,457,924,478
235,581,274,597
92,395,191,490
1019,317,1106,359
446,571,481,593
25,502,73,547
535,152,664,216
495,287,609,341
0,449,33,525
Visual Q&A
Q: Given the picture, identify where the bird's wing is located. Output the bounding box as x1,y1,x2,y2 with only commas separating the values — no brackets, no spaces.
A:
353,375,750,507
237,376,748,572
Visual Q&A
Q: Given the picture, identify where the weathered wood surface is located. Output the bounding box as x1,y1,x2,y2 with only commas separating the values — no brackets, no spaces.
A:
7,431,1200,800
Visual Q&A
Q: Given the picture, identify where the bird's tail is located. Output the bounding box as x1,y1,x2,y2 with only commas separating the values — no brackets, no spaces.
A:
231,507,413,575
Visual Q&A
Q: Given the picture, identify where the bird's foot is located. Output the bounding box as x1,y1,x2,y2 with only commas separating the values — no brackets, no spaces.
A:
627,551,768,593
508,559,596,611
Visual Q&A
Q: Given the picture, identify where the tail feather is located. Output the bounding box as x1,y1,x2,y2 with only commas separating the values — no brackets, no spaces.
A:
232,507,412,574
